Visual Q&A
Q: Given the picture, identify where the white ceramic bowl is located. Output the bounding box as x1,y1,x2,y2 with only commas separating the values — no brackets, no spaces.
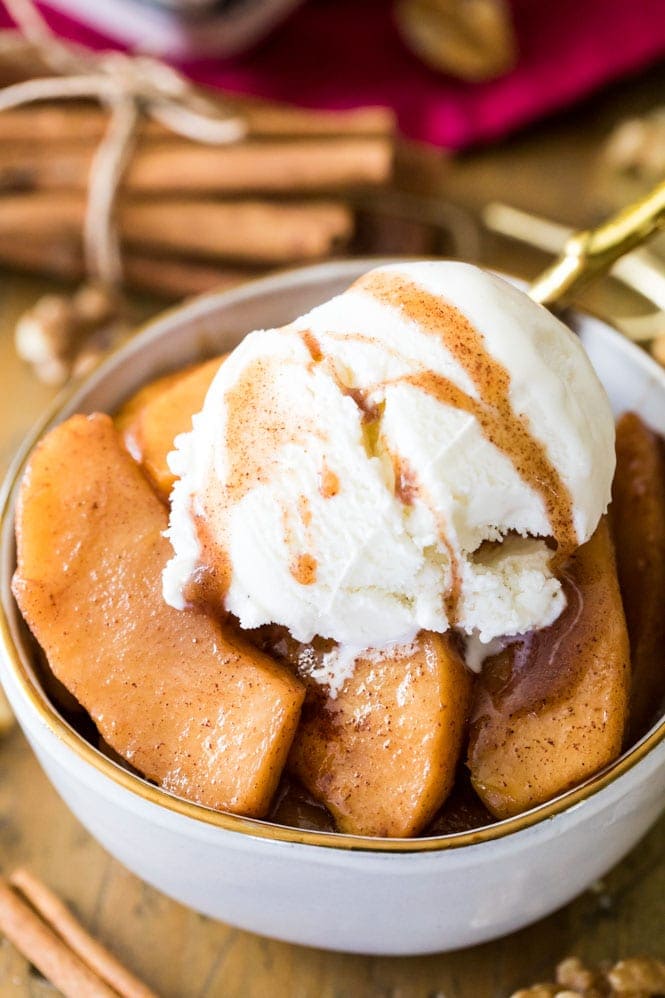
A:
1,260,665,956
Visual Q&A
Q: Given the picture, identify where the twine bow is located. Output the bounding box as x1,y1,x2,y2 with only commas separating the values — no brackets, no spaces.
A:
0,0,246,287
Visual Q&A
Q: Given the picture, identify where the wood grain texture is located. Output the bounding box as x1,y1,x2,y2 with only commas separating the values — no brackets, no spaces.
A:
1,63,665,997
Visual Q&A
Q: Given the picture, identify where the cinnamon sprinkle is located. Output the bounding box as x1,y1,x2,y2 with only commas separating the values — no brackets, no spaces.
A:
298,494,313,526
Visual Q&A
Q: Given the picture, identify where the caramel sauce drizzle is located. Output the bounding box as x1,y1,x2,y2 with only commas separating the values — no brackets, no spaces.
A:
393,455,419,506
300,330,323,363
290,553,318,586
392,456,459,617
354,271,577,563
319,464,340,498
289,496,318,586
189,272,576,627
301,323,467,620
297,272,576,625
184,513,232,610
191,354,318,605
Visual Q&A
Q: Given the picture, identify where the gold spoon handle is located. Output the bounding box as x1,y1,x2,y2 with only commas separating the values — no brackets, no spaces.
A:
529,179,665,307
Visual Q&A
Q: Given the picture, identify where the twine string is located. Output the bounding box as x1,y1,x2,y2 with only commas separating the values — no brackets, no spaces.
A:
85,96,139,285
1,0,247,286
0,75,121,111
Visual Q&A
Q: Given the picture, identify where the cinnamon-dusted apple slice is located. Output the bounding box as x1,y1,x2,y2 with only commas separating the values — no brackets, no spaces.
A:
285,633,472,837
12,413,304,817
467,518,630,820
612,411,665,739
115,355,224,500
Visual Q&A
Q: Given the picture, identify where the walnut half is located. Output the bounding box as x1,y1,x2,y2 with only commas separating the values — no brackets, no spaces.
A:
510,955,665,998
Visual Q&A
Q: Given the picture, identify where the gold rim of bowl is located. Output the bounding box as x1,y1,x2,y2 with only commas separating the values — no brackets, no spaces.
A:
2,265,665,854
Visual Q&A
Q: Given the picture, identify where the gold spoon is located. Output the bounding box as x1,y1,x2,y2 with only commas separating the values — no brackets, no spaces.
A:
483,201,665,343
528,178,665,307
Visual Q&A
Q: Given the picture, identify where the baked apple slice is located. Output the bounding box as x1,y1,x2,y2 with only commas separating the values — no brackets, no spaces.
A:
467,518,630,820
115,355,223,500
114,367,182,431
286,633,472,837
612,411,665,739
12,413,304,817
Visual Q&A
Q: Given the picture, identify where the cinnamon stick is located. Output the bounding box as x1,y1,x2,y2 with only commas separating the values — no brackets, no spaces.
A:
0,135,393,193
0,234,256,298
120,198,353,261
0,102,395,142
10,869,156,998
0,876,117,998
0,191,352,263
0,191,353,262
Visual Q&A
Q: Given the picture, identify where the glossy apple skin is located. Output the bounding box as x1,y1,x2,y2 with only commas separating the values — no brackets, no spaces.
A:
12,413,304,818
612,411,665,741
467,518,630,820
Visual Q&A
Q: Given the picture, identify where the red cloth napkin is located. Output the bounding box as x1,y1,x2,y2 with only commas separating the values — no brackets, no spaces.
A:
3,0,665,149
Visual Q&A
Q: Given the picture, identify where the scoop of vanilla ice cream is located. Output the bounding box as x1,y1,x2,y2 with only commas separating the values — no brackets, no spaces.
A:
163,262,615,651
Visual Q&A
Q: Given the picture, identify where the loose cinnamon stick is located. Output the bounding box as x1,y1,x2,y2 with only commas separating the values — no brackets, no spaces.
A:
0,192,352,263
0,877,117,998
0,135,393,193
0,102,395,142
0,234,256,298
10,869,156,998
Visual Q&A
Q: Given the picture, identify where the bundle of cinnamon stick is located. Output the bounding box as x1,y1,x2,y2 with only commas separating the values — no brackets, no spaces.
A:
0,98,395,298
0,868,155,997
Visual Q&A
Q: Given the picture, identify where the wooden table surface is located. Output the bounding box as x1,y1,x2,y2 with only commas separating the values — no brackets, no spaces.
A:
1,66,664,998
